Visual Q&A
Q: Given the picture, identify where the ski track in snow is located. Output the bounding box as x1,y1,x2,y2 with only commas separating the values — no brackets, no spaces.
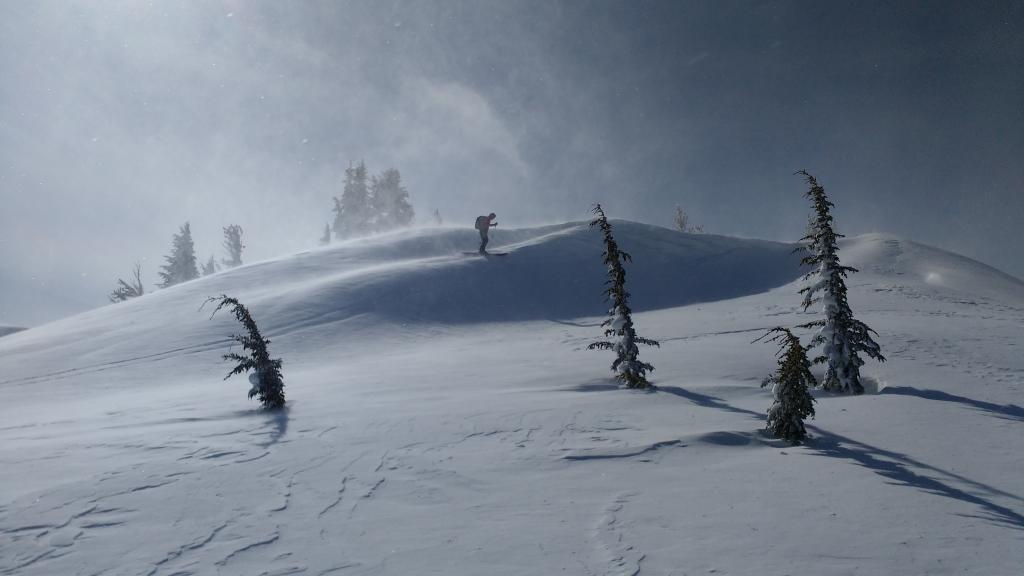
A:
590,492,645,576
0,338,231,388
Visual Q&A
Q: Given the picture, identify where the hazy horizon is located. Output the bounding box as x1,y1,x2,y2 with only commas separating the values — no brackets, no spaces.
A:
2,0,1021,326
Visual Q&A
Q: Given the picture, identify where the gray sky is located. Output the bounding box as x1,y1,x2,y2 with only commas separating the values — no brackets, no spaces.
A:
1,0,1022,326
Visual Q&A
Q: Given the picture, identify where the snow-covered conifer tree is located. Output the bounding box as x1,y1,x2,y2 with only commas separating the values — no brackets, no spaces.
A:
109,262,145,302
433,208,443,226
201,255,218,276
756,327,817,443
796,170,884,394
319,223,331,245
205,295,285,409
221,224,244,268
157,222,199,288
333,161,371,239
587,203,660,388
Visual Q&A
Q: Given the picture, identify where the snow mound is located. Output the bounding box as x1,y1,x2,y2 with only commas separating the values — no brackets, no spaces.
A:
208,220,806,324
841,233,1024,305
0,222,800,372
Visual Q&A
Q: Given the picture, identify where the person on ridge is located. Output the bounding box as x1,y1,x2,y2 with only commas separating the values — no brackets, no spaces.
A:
474,213,498,254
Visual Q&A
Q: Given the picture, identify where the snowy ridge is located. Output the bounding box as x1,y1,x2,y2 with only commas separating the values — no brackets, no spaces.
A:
0,222,802,386
1,221,1022,575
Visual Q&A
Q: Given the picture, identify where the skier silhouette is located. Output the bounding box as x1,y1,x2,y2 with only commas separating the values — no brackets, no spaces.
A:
474,213,498,254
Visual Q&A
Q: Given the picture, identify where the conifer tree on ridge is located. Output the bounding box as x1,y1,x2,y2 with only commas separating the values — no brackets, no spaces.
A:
158,222,199,288
587,203,660,388
796,170,884,394
756,327,817,443
109,262,145,302
201,255,218,276
333,161,370,239
673,205,704,233
369,168,415,232
221,224,244,268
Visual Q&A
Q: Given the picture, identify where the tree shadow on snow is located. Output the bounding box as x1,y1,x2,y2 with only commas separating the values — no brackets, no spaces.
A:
806,426,1024,531
558,378,655,393
254,404,290,448
658,385,1024,530
564,382,621,393
657,386,763,418
880,386,1024,422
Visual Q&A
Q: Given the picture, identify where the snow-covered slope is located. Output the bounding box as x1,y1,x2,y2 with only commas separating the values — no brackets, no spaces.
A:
0,222,802,387
1,222,1021,576
0,325,24,338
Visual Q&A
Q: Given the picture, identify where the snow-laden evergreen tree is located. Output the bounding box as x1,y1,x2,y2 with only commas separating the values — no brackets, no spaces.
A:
157,222,199,288
333,161,370,239
587,203,660,388
756,327,817,443
319,223,331,245
369,168,415,231
796,170,885,394
221,224,244,268
109,262,145,302
201,255,218,276
205,295,285,409
432,208,443,226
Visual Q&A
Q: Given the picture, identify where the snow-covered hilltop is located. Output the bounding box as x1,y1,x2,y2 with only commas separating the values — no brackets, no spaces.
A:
0,222,804,387
1,222,1022,575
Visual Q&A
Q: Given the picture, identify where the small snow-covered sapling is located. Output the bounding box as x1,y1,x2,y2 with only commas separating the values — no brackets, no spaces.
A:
587,203,659,389
756,327,817,443
204,295,285,409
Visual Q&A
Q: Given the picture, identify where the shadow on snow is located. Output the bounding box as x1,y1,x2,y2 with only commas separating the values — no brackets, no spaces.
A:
658,384,1024,530
880,386,1024,422
657,386,762,418
807,426,1024,530
254,404,290,448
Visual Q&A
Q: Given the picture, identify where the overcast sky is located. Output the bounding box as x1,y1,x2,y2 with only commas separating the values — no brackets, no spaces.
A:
1,0,1022,325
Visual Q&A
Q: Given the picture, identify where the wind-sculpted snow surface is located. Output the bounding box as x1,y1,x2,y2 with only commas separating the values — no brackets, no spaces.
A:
0,222,800,386
1,222,1022,575
221,221,805,325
